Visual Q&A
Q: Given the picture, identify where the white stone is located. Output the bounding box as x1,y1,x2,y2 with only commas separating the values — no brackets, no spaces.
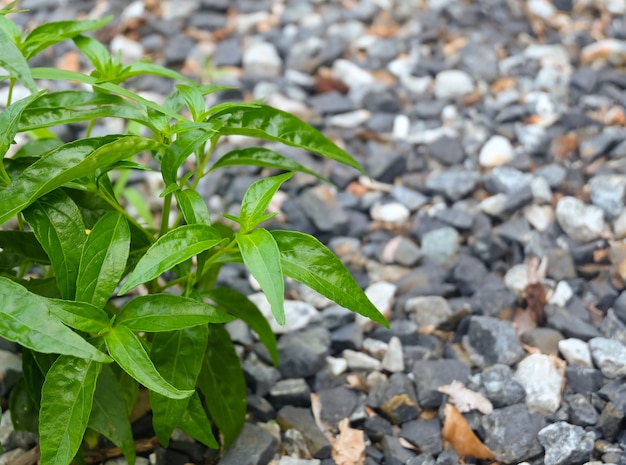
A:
278,457,321,465
243,41,283,77
326,356,348,377
434,69,474,99
581,39,626,66
589,337,626,378
558,338,593,368
327,109,371,128
370,202,410,225
515,354,564,415
332,59,375,85
363,338,388,360
382,336,404,373
392,114,411,139
343,349,382,371
121,1,145,19
479,135,515,167
524,204,554,231
480,194,507,217
613,208,626,239
247,293,320,334
400,74,432,95
548,281,573,308
527,0,556,18
504,263,530,296
110,36,144,64
405,295,452,328
555,196,605,243
356,281,395,331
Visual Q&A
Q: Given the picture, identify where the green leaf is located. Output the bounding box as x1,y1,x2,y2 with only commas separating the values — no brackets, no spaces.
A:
9,377,39,433
0,277,112,362
208,104,366,174
0,28,37,93
0,231,49,263
46,298,111,333
120,61,196,84
119,224,223,294
206,287,278,366
180,392,218,449
0,135,161,225
30,68,183,121
23,190,86,299
76,212,130,309
73,35,111,74
39,356,102,465
104,325,193,400
161,127,216,186
116,294,233,331
197,324,246,448
88,365,136,465
239,172,293,232
175,189,211,226
150,325,208,446
211,147,329,183
0,91,45,159
237,229,285,325
271,230,390,327
21,17,113,60
177,84,205,122
12,137,63,159
121,186,156,230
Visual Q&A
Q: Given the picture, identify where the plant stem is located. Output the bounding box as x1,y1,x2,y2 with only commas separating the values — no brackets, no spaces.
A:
85,119,95,138
7,78,15,106
159,193,172,236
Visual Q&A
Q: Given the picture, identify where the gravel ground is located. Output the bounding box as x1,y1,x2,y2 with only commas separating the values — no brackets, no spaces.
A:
1,0,626,464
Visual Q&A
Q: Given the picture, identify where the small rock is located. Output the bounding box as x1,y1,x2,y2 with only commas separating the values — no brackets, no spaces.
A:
382,435,416,465
277,406,331,459
565,366,604,396
270,379,311,409
514,353,564,415
581,39,626,66
589,174,626,218
248,293,320,335
357,281,396,331
425,169,481,201
548,281,574,307
477,364,526,408
597,401,625,441
405,296,453,329
278,327,330,378
400,419,443,455
378,373,421,424
390,185,428,212
565,393,599,427
218,422,279,465
434,70,474,99
327,110,371,129
538,422,594,465
521,328,564,355
325,356,348,377
601,308,626,344
555,196,605,243
243,41,283,77
588,337,626,378
382,337,405,373
480,403,546,463
524,204,555,231
427,136,466,165
479,135,515,168
278,456,321,465
420,227,459,266
463,316,525,367
110,35,144,64
558,338,593,367
343,350,383,371
370,202,411,225
299,185,349,234
412,360,470,408
381,236,423,267
317,386,359,429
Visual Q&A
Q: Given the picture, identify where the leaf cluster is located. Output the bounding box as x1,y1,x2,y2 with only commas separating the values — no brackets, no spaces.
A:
0,6,388,464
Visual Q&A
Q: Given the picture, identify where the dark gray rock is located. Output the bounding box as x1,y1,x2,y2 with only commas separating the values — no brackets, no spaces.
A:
478,364,526,408
213,37,243,67
484,166,532,194
400,419,443,455
565,366,604,396
565,393,598,427
599,379,626,412
427,136,466,165
451,254,489,296
381,435,416,465
247,394,276,422
308,91,356,114
243,361,281,397
276,406,331,459
362,415,393,442
545,305,601,341
330,323,363,352
480,404,546,463
406,454,436,465
362,89,401,113
580,131,622,161
390,185,428,212
538,421,594,465
317,386,359,429
602,309,626,345
298,185,349,235
463,316,525,367
598,402,626,441
270,378,311,409
218,422,279,465
469,232,509,263
278,326,330,378
614,290,626,325
435,449,460,465
378,373,421,424
412,360,470,408
546,248,577,281
163,34,196,65
433,208,474,230
364,142,408,183
425,169,481,201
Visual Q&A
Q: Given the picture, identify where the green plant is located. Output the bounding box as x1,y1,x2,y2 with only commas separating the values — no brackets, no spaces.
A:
0,5,388,465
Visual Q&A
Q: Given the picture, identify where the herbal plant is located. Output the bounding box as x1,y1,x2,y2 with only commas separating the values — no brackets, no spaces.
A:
0,5,388,465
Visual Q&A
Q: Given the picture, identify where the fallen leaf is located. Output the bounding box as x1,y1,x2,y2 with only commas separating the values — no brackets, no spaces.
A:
438,380,493,415
332,418,366,465
310,393,330,434
441,403,495,461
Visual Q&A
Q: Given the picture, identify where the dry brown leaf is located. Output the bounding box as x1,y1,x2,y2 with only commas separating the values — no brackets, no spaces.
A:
438,380,493,414
441,403,495,461
310,393,330,435
332,418,366,465
513,307,537,337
